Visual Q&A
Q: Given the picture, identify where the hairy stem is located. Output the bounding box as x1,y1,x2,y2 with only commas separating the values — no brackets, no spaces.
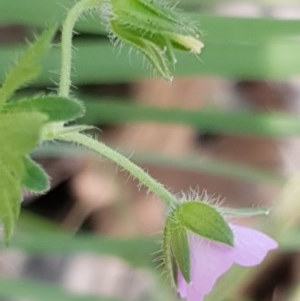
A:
58,0,176,205
59,132,176,206
59,0,102,97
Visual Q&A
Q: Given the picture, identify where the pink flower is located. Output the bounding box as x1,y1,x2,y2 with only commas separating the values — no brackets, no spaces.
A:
177,224,278,301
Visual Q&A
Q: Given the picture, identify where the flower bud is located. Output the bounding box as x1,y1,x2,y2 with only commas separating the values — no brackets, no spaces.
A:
103,0,204,80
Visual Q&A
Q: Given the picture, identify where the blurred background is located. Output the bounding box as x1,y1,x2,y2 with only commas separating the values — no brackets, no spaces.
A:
1,0,300,300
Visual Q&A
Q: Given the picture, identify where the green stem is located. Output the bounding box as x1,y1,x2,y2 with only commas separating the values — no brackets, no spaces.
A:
59,0,102,97
59,132,176,206
57,0,176,205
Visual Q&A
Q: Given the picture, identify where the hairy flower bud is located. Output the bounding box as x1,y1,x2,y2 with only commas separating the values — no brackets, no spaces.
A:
102,0,204,80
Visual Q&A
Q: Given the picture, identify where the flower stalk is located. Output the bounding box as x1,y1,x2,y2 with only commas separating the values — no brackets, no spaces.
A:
59,0,102,97
58,132,177,206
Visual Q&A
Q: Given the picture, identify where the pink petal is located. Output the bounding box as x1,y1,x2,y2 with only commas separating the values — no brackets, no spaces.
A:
177,233,235,300
177,271,187,298
230,224,278,267
178,271,204,301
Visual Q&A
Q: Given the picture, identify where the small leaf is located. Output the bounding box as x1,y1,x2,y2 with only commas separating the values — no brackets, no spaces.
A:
175,201,234,246
4,96,85,122
0,25,56,106
22,156,50,193
168,217,190,283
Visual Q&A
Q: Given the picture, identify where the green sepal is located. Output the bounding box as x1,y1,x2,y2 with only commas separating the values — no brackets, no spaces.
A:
4,96,85,122
22,156,50,193
162,218,177,289
111,0,195,36
110,21,174,80
0,26,57,106
168,217,190,283
175,201,234,246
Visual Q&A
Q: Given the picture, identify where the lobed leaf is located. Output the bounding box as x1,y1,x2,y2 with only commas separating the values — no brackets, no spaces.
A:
0,112,46,241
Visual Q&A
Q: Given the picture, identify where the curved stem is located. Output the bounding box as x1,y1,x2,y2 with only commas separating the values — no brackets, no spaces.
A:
57,0,176,206
59,0,102,97
59,132,177,206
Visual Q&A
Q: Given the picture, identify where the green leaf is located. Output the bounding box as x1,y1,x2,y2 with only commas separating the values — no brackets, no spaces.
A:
0,112,46,241
175,201,234,246
4,96,85,122
22,156,50,193
0,26,56,105
167,218,190,283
